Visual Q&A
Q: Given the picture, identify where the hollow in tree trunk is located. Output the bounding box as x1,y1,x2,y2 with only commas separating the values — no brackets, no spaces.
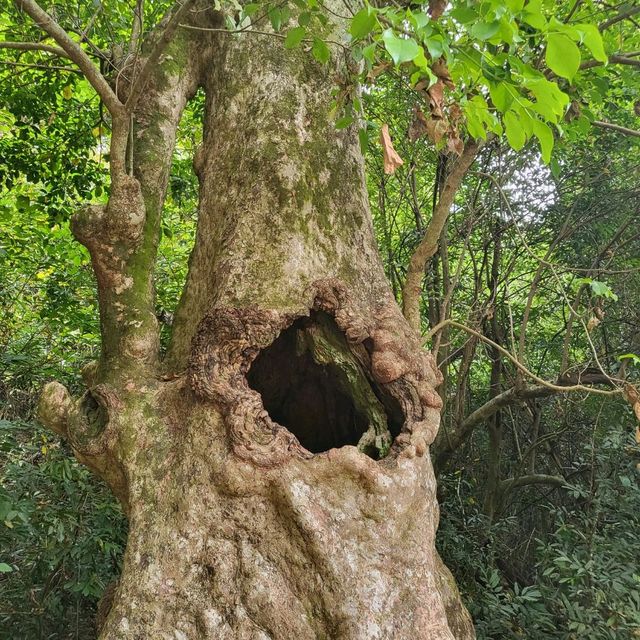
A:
38,5,474,639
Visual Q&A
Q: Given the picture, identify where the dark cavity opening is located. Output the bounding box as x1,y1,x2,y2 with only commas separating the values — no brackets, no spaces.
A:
247,311,403,459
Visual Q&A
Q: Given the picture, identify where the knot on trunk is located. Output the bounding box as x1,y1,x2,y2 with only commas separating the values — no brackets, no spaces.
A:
71,175,145,253
38,381,120,457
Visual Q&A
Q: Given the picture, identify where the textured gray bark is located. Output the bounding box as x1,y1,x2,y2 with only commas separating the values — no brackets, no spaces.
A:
38,4,475,639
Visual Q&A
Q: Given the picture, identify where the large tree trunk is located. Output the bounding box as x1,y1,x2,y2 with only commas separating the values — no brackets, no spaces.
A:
38,5,474,639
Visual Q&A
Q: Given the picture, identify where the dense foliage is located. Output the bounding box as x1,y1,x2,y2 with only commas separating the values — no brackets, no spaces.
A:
1,0,639,638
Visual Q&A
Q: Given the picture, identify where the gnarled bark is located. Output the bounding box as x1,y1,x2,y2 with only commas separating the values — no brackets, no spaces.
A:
37,3,475,638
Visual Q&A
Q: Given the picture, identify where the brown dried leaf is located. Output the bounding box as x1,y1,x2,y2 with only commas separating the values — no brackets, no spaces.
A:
446,130,464,155
425,118,449,144
408,106,429,142
427,80,445,118
380,124,404,174
369,61,391,81
431,59,455,89
587,316,601,332
449,103,463,125
428,0,447,20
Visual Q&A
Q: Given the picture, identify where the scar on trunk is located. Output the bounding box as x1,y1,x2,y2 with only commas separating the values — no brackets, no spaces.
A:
190,279,440,467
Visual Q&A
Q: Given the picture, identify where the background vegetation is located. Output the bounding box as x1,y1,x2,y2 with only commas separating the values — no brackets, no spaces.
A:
1,0,639,638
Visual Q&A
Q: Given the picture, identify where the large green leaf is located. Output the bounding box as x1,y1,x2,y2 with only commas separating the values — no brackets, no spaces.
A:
350,8,377,40
284,26,306,49
575,23,608,63
504,110,526,150
531,118,554,163
546,33,581,80
382,30,421,65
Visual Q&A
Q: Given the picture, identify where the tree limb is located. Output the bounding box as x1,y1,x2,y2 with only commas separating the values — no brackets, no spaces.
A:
580,54,640,70
402,141,479,333
0,41,67,56
125,0,197,111
499,474,567,492
14,0,123,116
427,319,622,395
599,6,640,30
592,120,640,138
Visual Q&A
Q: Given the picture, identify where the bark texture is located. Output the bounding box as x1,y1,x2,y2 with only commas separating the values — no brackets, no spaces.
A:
38,4,475,638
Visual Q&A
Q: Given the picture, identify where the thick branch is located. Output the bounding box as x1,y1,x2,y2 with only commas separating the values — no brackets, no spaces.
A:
125,0,197,111
15,0,123,116
402,142,479,333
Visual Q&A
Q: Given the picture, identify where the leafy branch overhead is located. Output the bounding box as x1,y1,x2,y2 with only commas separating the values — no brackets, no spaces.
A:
259,0,637,164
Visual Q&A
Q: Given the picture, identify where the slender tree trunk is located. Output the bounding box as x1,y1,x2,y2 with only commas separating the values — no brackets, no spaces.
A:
38,6,474,638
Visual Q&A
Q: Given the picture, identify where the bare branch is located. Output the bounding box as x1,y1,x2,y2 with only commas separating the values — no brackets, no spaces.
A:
427,319,622,395
599,5,640,30
14,0,123,116
0,59,81,73
129,0,144,58
499,474,567,492
592,120,640,138
0,41,67,56
402,141,479,333
580,54,640,70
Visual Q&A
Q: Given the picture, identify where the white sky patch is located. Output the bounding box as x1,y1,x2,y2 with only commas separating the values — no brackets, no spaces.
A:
502,154,557,220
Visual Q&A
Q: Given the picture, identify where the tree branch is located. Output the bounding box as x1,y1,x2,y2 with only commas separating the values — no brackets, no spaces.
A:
499,474,567,492
592,120,640,138
599,6,640,30
580,54,640,70
125,0,197,111
427,319,622,395
402,141,479,333
14,0,123,116
0,41,67,56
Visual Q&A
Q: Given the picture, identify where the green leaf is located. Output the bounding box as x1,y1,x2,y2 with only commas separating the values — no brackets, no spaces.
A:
362,43,377,65
471,21,501,41
545,33,581,80
312,38,331,64
531,119,554,163
589,280,618,301
298,11,312,27
424,35,444,59
268,7,282,31
284,26,306,49
489,82,514,113
242,3,260,18
0,563,12,573
519,0,546,29
358,127,369,152
335,115,354,129
350,8,377,40
575,23,608,63
382,30,421,65
504,110,526,150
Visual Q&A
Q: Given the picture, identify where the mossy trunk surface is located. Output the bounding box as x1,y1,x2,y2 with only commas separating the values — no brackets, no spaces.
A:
38,4,474,639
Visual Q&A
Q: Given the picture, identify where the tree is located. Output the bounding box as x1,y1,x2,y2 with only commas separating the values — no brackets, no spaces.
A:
4,0,638,637
8,0,473,637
